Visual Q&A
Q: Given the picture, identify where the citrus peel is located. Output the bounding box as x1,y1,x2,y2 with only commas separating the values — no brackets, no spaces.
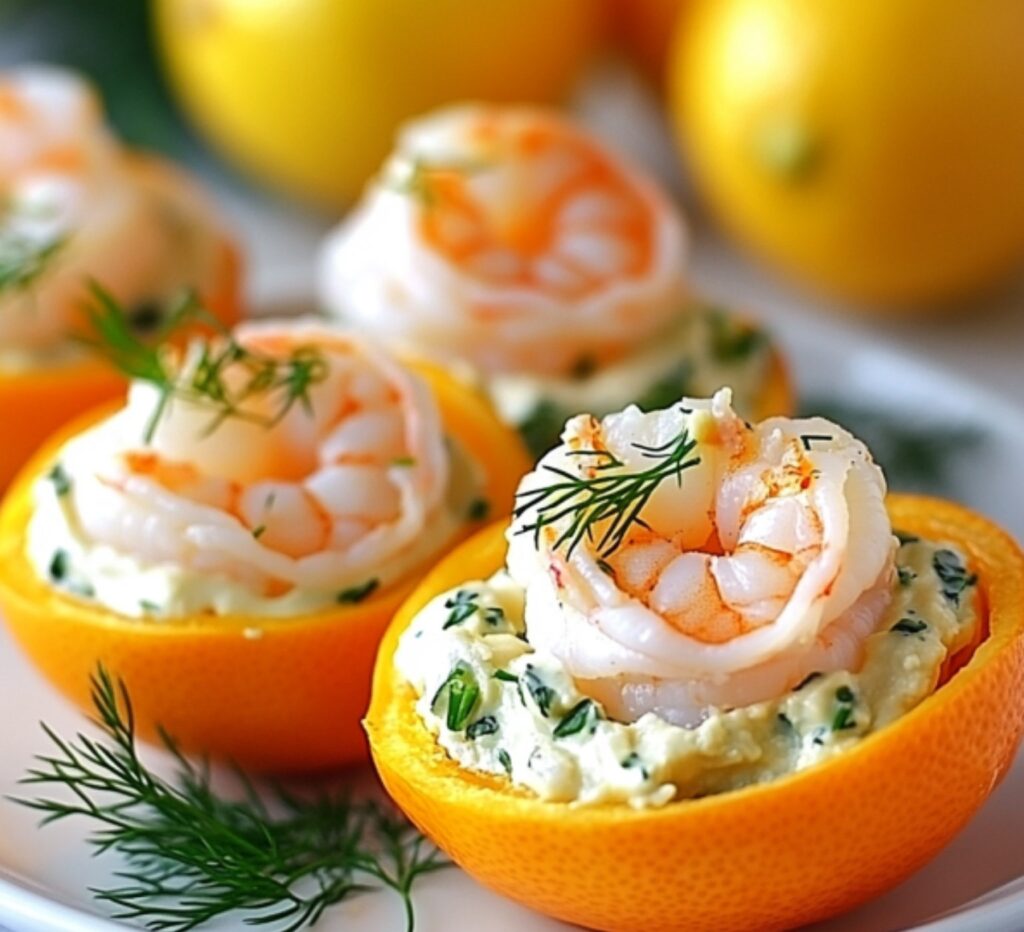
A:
366,496,1024,931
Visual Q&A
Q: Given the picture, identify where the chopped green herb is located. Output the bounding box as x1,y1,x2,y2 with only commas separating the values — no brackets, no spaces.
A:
493,669,518,683
518,398,567,459
432,665,480,732
621,752,650,780
793,671,822,691
48,549,69,582
138,600,161,614
596,559,615,577
553,699,597,739
47,462,72,497
832,686,856,731
777,712,795,733
0,230,66,293
895,531,920,546
251,524,266,540
443,589,479,628
466,716,499,740
891,618,928,635
522,665,555,718
391,456,417,467
897,566,916,587
707,311,766,363
497,749,513,775
467,497,490,521
634,360,695,413
933,549,977,606
337,578,380,604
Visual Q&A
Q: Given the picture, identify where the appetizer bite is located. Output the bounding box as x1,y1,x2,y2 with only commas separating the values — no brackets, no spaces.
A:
366,391,1024,931
319,105,791,456
0,66,241,489
0,304,529,771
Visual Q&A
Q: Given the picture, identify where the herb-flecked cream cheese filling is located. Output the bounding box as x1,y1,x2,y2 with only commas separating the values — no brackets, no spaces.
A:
395,536,979,808
487,309,771,456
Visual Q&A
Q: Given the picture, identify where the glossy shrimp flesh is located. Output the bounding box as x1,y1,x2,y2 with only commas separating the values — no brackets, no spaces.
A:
0,66,225,354
507,390,895,726
319,104,689,376
47,320,454,603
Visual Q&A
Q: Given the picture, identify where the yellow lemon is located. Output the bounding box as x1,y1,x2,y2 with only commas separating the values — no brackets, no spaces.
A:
154,0,602,207
671,0,1024,307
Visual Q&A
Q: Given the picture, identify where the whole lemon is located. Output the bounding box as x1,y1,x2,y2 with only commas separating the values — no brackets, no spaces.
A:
671,0,1024,307
154,0,602,207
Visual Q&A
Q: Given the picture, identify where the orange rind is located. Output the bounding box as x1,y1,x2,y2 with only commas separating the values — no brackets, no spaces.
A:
0,366,530,773
366,497,1024,931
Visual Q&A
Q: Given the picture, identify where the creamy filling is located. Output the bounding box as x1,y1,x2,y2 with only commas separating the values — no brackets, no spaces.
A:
396,536,979,808
486,308,771,455
27,439,487,620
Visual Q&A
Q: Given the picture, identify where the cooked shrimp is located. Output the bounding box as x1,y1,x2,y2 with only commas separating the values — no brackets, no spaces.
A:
43,320,455,603
507,390,895,726
0,66,227,354
319,104,688,376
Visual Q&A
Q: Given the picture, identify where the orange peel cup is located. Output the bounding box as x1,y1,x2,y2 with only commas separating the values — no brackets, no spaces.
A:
0,153,244,493
366,498,1024,932
0,363,531,773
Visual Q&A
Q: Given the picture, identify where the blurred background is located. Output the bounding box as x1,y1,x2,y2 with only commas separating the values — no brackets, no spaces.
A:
2,0,1023,519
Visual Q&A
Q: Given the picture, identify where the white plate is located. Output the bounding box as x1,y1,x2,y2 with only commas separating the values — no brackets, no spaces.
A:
2,312,1024,932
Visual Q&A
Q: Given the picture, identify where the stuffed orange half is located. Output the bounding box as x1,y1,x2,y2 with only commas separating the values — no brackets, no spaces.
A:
367,390,1024,931
0,66,242,490
0,316,529,773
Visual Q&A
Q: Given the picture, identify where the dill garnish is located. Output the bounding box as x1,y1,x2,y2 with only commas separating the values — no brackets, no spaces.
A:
0,230,66,293
81,284,329,444
15,667,448,932
514,428,701,558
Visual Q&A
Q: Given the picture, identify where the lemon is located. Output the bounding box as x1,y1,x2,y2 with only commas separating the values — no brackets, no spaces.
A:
671,0,1024,307
154,0,602,207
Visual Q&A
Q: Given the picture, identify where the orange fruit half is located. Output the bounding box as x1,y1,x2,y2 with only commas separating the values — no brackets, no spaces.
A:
366,496,1024,931
0,364,530,773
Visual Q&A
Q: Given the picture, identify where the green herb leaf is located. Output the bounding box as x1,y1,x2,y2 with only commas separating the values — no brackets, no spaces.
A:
493,669,519,683
891,617,928,635
443,589,479,628
337,578,380,604
48,549,69,582
634,359,694,413
518,398,568,460
466,716,499,740
432,665,480,732
16,666,447,932
0,230,66,293
47,462,72,497
483,606,505,626
933,549,978,606
497,749,513,775
80,284,330,444
707,310,766,363
552,699,597,739
514,429,701,559
522,665,555,718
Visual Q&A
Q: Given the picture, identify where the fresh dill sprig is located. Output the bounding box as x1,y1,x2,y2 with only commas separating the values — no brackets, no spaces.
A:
0,230,67,293
15,667,448,932
514,427,701,558
81,283,330,444
384,155,489,206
